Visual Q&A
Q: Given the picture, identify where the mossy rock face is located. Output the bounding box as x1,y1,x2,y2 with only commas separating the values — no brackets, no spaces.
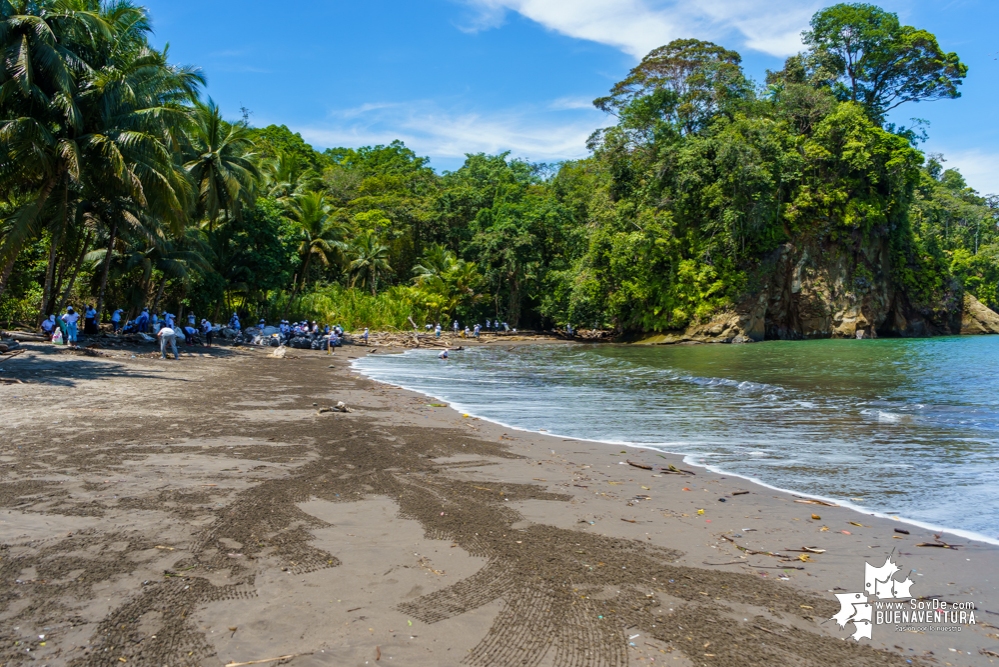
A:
638,231,991,344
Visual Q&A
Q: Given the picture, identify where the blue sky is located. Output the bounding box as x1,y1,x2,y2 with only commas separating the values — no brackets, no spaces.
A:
142,0,999,193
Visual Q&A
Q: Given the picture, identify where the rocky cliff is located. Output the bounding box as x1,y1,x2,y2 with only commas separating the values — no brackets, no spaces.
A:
641,233,998,344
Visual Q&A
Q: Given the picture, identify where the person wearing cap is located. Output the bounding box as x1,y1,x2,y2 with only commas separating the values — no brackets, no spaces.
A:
62,306,80,344
229,313,240,331
83,304,98,334
363,327,369,345
438,348,449,359
327,327,338,355
111,308,124,332
41,315,56,335
157,324,179,359
136,308,149,333
201,319,214,347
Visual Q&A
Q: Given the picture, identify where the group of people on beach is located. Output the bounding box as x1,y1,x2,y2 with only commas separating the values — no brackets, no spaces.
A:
40,305,101,344
426,319,511,339
37,305,371,360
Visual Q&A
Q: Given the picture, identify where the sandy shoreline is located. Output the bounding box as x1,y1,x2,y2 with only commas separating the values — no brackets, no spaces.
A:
350,343,999,549
1,339,997,666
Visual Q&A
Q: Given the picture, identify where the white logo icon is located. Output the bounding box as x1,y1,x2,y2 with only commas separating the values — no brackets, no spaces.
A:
832,554,914,641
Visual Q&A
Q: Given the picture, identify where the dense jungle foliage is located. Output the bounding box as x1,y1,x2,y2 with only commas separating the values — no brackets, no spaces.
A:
2,1,996,331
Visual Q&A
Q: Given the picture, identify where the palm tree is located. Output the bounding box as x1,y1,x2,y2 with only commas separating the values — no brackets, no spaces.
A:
0,0,106,299
411,244,485,321
348,231,392,296
291,191,341,288
263,150,309,201
183,100,258,230
75,29,203,320
411,243,456,284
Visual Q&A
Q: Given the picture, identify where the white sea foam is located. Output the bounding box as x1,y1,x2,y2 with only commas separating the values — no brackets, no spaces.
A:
353,340,999,546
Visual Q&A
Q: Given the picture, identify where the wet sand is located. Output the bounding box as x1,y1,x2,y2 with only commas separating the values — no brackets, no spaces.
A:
1,340,997,666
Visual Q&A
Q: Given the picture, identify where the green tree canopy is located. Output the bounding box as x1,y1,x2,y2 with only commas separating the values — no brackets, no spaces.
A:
802,3,967,119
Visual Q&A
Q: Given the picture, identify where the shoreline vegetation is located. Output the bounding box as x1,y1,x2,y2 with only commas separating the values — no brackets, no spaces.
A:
3,3,999,343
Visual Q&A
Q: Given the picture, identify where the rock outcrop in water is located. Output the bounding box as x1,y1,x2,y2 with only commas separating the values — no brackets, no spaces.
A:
642,234,999,344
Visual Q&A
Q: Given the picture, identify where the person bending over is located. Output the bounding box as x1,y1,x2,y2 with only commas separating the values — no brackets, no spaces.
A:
157,326,179,360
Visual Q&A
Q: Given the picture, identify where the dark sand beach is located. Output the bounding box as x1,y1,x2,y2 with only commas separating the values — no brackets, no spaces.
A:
2,340,997,666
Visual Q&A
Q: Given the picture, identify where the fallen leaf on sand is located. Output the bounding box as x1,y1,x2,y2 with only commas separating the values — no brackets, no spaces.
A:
811,514,821,520
697,509,705,515
820,526,829,531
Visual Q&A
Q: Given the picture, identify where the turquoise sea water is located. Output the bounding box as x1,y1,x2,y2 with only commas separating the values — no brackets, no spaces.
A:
353,337,999,543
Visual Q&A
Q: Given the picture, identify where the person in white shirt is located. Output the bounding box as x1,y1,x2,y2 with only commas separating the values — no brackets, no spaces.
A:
201,319,214,347
84,304,98,334
157,326,179,359
438,349,449,359
363,327,369,345
61,307,80,343
41,315,55,334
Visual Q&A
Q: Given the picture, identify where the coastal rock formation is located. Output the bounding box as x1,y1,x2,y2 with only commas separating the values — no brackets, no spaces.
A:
960,292,999,334
644,234,996,344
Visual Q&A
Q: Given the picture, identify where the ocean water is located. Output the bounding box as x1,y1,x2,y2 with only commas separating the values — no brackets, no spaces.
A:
353,337,999,544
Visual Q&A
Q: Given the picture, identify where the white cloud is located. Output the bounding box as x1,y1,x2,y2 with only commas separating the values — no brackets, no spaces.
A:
294,100,604,164
936,148,999,196
462,0,821,58
548,96,596,110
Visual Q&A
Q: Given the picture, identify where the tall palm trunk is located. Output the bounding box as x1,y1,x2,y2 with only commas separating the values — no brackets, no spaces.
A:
151,275,167,311
39,183,70,322
51,227,83,313
56,231,92,314
39,237,60,322
94,219,119,323
283,273,300,320
300,253,312,290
